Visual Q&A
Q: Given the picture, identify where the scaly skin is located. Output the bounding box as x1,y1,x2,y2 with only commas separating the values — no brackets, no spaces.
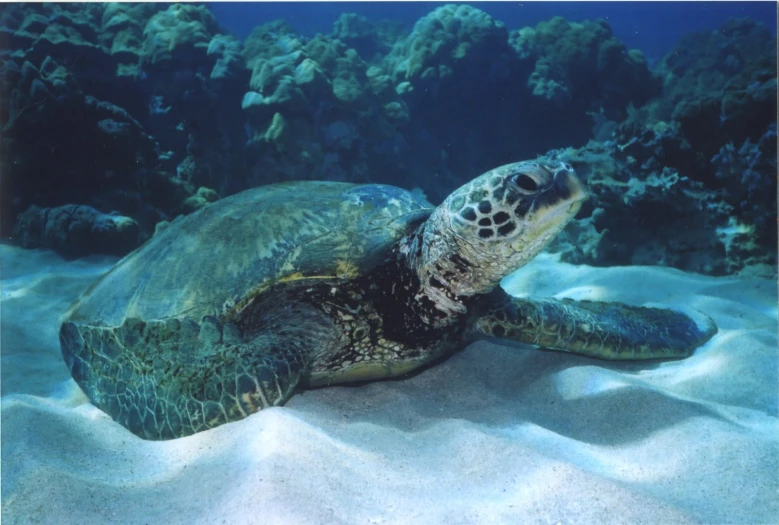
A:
467,290,718,360
60,301,332,439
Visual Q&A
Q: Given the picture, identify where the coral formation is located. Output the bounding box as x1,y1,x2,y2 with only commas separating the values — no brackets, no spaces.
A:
541,139,759,275
181,186,221,214
710,123,777,249
12,204,140,257
332,13,404,62
0,4,774,275
510,16,659,119
650,17,775,123
0,3,239,244
239,20,414,189
387,4,512,86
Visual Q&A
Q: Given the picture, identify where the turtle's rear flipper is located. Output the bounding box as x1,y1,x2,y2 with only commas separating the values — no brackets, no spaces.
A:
467,292,717,360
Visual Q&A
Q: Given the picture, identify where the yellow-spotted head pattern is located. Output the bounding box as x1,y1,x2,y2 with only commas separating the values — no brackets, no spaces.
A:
418,161,588,300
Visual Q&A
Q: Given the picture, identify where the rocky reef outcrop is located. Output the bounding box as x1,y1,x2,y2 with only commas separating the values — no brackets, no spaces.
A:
0,3,242,244
582,17,777,275
1,4,774,276
542,135,772,276
12,204,140,257
510,16,659,120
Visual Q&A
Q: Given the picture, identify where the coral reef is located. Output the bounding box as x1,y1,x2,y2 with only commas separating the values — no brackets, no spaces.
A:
240,23,407,188
181,186,221,214
376,6,660,202
332,13,405,63
710,123,777,249
0,51,160,237
596,17,778,273
545,78,776,276
0,3,241,244
0,4,773,276
541,138,767,275
650,17,775,123
379,4,530,201
12,204,140,257
510,17,659,120
138,4,249,195
386,4,513,87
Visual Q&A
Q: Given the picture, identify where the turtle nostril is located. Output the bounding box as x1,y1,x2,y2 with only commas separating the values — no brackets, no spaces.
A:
513,174,538,192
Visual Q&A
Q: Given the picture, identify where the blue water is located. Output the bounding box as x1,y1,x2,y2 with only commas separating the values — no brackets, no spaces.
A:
207,1,777,60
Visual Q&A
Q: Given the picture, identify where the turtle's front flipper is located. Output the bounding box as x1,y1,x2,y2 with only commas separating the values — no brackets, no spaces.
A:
60,317,313,440
467,291,717,360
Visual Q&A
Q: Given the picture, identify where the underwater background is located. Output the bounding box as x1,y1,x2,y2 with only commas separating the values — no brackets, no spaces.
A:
1,2,778,524
1,1,776,276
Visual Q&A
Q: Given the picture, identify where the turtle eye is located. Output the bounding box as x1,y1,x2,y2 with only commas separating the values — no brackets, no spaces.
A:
512,173,539,193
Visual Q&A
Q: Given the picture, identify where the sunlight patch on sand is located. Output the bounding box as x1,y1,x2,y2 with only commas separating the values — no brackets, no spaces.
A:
552,368,631,400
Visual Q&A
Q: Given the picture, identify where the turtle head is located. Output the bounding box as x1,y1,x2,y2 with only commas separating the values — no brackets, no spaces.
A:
416,160,587,300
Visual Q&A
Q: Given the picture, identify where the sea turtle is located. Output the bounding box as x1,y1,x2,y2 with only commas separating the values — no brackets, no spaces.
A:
59,161,717,440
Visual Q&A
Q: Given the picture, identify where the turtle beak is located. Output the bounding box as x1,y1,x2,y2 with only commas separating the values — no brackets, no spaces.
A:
533,167,587,227
554,167,588,211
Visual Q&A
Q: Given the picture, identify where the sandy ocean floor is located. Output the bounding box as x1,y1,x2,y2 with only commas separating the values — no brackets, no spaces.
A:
1,243,777,524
